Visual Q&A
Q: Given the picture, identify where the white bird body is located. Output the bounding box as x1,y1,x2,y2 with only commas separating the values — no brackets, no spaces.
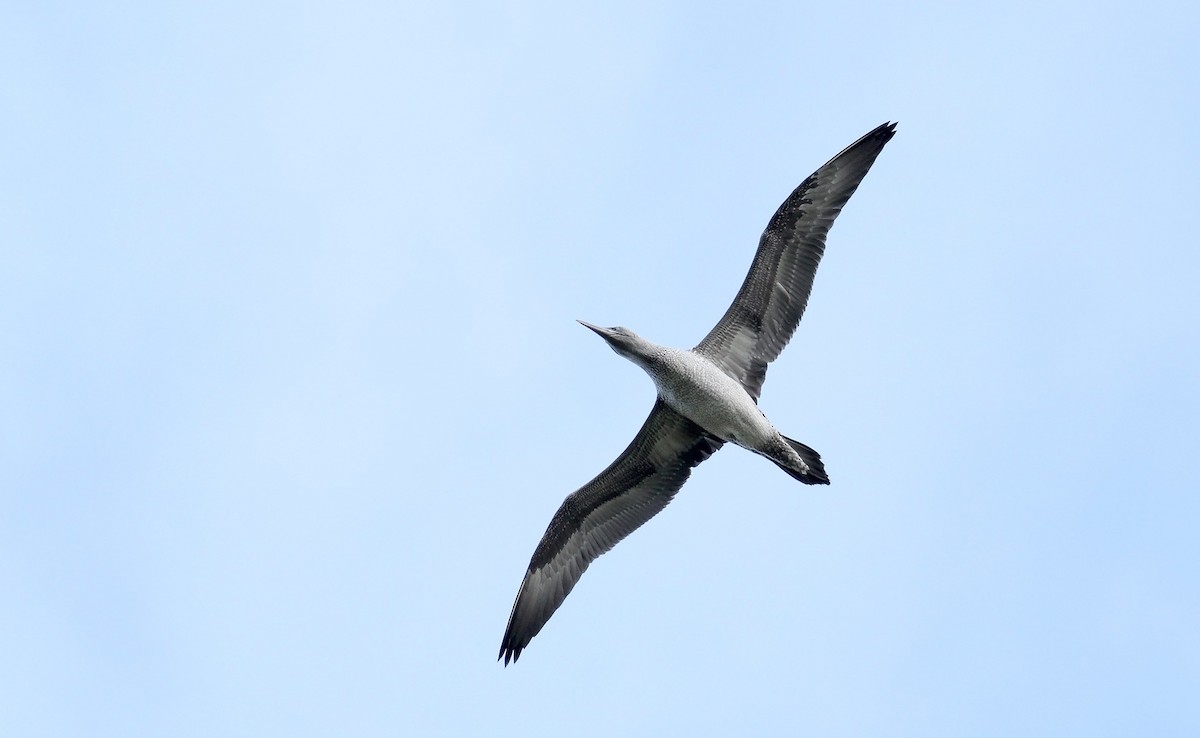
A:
653,347,774,448
600,333,810,474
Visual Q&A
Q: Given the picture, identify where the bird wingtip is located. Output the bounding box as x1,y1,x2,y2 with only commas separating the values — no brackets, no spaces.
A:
498,645,521,667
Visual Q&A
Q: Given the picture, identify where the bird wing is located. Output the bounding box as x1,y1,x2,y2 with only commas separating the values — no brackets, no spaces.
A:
499,399,723,665
695,122,897,400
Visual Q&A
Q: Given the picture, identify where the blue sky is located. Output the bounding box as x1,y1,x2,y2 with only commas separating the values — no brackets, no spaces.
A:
3,1,1198,735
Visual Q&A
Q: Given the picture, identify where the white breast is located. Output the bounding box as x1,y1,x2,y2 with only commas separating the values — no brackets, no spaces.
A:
648,348,777,447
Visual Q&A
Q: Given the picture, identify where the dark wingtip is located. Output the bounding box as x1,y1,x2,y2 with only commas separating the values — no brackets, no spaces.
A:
864,121,898,147
499,629,523,666
498,645,521,667
850,121,897,152
810,121,896,191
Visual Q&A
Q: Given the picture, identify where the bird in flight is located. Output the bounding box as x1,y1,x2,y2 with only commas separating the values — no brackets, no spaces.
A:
499,122,897,665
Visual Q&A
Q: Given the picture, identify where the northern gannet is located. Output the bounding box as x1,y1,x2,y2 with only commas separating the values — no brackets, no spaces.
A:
500,122,897,665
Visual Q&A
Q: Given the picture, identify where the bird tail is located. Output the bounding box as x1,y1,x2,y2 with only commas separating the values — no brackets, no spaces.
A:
772,436,830,485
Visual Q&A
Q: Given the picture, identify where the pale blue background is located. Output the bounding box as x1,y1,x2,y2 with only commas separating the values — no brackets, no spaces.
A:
3,1,1198,735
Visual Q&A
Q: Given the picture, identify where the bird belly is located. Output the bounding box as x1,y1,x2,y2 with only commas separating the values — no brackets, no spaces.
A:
653,356,777,450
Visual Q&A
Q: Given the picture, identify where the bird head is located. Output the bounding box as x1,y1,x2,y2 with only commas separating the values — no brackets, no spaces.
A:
577,321,650,362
